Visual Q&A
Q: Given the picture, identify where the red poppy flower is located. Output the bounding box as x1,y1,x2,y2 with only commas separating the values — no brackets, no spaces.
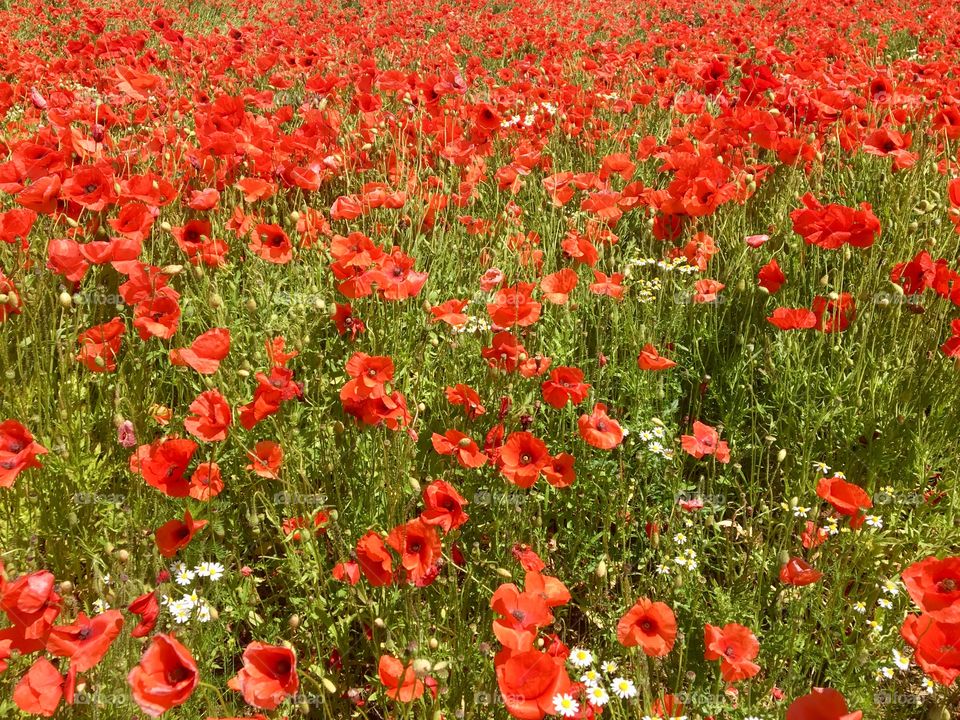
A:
445,384,486,419
704,623,761,681
227,642,299,710
512,544,546,572
387,518,442,586
76,317,125,373
368,247,428,300
249,223,292,264
900,613,960,685
540,268,578,304
155,510,208,558
128,634,199,717
499,432,550,488
812,293,856,333
767,307,817,330
246,441,282,479
637,343,677,370
184,390,233,442
128,591,160,638
541,367,591,409
816,475,872,520
189,462,224,501
378,654,425,702
430,299,469,327
758,258,786,293
134,288,181,341
482,331,527,372
431,430,488,468
790,193,881,249
578,403,624,449
130,437,198,497
356,531,393,586
487,282,541,328
0,269,21,322
494,647,571,719
332,561,360,585
902,556,960,623
541,453,575,488
491,583,553,651
13,657,63,718
786,687,862,720
0,569,61,653
46,609,124,672
0,419,48,488
61,164,118,211
681,421,730,463
779,557,823,586
801,521,829,550
169,328,231,374
420,480,469,532
589,270,626,300
616,597,677,657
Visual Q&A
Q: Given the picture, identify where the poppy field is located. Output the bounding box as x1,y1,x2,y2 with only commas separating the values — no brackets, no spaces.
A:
2,0,960,717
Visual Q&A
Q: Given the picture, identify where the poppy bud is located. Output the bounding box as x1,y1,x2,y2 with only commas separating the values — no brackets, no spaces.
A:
94,355,106,369
58,291,72,308
926,705,950,720
0,294,7,305
417,402,426,413
245,298,257,312
409,478,421,493
412,658,432,676
428,637,439,650
374,617,386,628
117,549,130,563
595,559,607,578
237,369,250,379
777,448,787,462
289,210,301,222
209,293,223,308
59,581,74,594
779,549,791,565
496,568,512,578
160,221,172,232
289,614,301,630
322,677,337,693
890,282,904,296
160,264,183,275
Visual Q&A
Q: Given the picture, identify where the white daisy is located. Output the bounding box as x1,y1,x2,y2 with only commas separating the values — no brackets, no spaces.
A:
600,660,618,674
881,580,900,596
580,669,601,686
92,599,110,613
812,461,830,474
569,648,593,668
878,598,893,609
610,677,637,699
852,602,866,614
892,649,910,670
586,685,609,706
553,693,579,717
